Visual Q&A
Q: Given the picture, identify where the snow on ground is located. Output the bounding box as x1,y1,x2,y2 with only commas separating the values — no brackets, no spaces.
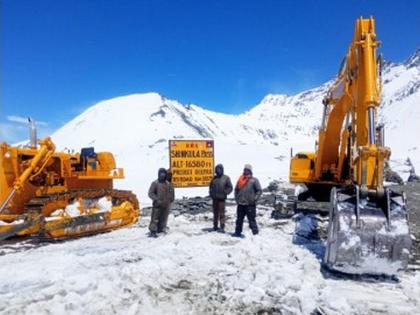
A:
1,205,419,315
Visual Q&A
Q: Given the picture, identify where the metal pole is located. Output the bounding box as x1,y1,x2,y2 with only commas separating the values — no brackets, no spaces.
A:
368,107,376,145
29,117,37,149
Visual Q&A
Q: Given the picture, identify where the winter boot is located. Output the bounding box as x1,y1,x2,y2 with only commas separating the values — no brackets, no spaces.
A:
232,232,244,238
148,231,158,238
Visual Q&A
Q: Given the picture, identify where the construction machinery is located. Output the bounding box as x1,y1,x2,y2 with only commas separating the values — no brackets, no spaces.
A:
0,119,140,241
289,17,411,275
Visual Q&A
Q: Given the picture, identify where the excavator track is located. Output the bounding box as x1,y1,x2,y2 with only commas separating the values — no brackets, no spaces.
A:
0,189,140,242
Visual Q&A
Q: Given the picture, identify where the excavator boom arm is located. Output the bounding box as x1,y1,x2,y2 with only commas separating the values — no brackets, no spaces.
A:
315,17,383,187
289,17,411,275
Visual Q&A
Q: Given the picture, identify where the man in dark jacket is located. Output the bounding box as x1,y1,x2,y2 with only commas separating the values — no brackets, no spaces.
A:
148,168,175,237
209,164,233,232
233,164,262,237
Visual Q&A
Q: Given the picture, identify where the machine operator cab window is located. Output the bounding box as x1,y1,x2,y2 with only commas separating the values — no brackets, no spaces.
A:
80,147,98,172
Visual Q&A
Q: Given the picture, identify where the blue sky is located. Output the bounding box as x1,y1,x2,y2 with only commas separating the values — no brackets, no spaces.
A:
1,0,419,142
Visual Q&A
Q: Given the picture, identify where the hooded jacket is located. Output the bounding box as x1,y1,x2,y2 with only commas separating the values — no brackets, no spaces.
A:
209,174,233,200
148,169,175,207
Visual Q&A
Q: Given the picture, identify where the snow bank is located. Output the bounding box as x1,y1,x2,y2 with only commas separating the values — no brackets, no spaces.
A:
0,206,418,314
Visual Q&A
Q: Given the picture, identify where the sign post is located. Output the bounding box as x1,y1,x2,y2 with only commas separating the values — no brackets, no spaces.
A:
169,140,214,188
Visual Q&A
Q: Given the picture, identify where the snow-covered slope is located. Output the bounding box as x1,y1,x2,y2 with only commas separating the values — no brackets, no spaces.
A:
1,206,419,314
379,49,420,173
52,48,420,204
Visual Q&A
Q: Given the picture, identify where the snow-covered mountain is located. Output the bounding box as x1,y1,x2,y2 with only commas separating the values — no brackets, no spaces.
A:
52,48,420,204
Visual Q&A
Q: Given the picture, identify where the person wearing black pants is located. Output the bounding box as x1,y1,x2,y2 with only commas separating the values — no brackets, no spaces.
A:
233,164,262,237
235,204,258,235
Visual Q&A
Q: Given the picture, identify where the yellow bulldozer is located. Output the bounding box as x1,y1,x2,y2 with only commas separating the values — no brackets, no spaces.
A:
0,120,140,241
289,17,411,275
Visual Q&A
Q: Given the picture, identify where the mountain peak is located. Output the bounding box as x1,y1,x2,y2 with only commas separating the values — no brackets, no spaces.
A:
88,92,167,113
404,47,420,69
259,93,288,106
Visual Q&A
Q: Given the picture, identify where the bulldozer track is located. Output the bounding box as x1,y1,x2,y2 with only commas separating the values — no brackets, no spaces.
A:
23,189,139,214
0,189,139,243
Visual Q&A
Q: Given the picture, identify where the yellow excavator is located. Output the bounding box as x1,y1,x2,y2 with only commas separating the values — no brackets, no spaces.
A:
0,119,140,241
289,17,411,275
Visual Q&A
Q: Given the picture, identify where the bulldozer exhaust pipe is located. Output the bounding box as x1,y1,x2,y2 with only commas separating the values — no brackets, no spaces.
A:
28,117,37,148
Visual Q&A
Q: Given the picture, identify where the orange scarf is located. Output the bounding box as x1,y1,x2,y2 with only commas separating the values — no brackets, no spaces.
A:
236,174,251,189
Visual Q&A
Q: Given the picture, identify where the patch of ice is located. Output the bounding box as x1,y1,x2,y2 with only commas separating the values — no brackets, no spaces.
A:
45,216,62,222
96,197,112,213
335,254,404,276
378,217,410,236
0,219,24,226
50,209,64,217
338,212,353,232
339,234,361,250
294,214,317,239
294,185,307,197
64,201,81,217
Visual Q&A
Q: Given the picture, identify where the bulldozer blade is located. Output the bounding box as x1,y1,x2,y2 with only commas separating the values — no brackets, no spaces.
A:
0,216,43,242
324,187,411,276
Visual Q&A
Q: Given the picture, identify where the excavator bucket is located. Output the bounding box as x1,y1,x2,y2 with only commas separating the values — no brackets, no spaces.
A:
324,186,411,275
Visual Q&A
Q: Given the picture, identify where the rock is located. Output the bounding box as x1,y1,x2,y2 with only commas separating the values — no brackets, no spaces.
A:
173,279,192,290
407,168,420,183
408,173,420,182
384,161,404,184
170,197,213,216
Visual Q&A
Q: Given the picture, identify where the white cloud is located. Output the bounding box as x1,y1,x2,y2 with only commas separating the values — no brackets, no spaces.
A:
0,123,27,143
0,121,55,144
6,115,48,127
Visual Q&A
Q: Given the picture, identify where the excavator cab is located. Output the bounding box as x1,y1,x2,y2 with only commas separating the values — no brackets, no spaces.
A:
289,152,315,183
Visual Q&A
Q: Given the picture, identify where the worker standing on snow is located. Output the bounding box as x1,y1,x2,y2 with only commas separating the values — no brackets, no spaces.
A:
148,168,175,237
209,164,233,233
233,164,262,237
